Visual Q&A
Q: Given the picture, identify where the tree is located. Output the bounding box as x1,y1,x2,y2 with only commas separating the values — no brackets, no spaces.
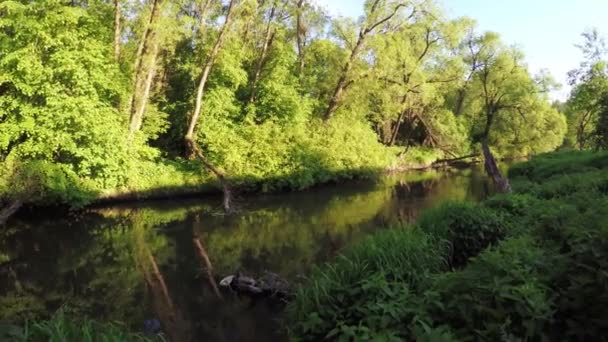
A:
367,12,467,151
595,92,608,149
184,0,240,213
323,0,419,120
0,0,133,222
566,29,608,149
128,0,164,138
464,33,546,192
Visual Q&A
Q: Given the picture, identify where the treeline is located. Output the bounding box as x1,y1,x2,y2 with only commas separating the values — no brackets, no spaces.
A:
563,28,608,150
0,0,566,209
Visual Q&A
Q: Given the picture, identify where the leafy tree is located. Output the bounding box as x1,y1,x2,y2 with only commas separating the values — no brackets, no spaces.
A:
0,0,130,203
565,29,608,149
0,0,570,215
595,92,608,149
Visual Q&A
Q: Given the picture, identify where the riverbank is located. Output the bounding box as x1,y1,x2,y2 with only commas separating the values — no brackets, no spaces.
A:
0,311,162,341
1,164,495,341
287,150,608,341
1,147,488,224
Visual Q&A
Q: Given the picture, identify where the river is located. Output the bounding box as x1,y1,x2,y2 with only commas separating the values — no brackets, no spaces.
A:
0,167,496,341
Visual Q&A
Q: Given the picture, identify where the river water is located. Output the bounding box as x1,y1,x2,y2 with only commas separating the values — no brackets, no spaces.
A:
0,167,495,341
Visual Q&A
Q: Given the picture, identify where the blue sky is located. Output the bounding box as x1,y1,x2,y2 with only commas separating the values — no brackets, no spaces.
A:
314,0,608,101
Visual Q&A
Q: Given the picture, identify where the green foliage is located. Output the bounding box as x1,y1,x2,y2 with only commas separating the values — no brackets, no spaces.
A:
288,151,608,340
426,237,556,341
0,0,570,208
1,311,162,342
198,116,394,191
417,202,508,268
508,150,608,181
288,228,447,341
397,147,444,168
565,29,608,150
0,0,131,191
595,92,608,149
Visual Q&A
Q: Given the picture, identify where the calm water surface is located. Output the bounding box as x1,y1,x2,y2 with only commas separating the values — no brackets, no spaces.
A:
0,167,496,341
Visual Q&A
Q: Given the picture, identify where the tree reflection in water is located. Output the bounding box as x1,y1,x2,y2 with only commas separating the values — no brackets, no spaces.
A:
0,167,495,341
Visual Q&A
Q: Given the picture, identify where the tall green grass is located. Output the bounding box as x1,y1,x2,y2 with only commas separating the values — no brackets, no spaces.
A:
1,311,163,342
288,150,608,341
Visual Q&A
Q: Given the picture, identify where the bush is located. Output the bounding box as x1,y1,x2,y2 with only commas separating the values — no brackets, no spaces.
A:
289,151,608,341
287,228,447,341
508,150,608,182
425,237,556,341
2,311,162,342
542,197,608,339
417,202,509,268
396,147,444,169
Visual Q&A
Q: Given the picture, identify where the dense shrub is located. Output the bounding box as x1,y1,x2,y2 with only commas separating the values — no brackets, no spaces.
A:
288,228,447,341
417,202,509,268
425,237,557,341
1,311,161,342
508,150,608,181
289,151,608,341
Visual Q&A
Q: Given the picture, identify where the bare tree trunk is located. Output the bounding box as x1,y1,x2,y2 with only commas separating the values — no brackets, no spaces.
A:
185,0,237,146
113,0,121,60
128,0,162,138
249,3,277,104
323,38,363,120
454,88,466,116
0,200,22,226
249,2,276,103
389,109,408,146
389,96,410,146
129,42,159,135
296,0,306,76
481,140,511,193
184,0,237,213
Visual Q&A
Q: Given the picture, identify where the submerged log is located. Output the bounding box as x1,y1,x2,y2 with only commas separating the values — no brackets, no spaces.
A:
0,200,23,226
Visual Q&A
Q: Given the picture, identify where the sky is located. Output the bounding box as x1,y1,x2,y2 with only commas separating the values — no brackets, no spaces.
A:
313,0,608,101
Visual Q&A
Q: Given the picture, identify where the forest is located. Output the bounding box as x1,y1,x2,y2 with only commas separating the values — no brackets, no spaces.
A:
2,0,608,340
5,0,600,217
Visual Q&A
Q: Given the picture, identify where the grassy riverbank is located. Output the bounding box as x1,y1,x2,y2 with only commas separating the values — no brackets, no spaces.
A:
0,311,162,341
1,141,478,211
287,150,608,341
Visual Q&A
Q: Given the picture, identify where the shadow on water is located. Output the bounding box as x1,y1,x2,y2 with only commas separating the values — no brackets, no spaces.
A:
0,166,496,341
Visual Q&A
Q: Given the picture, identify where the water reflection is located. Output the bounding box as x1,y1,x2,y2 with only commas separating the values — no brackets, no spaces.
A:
0,167,493,341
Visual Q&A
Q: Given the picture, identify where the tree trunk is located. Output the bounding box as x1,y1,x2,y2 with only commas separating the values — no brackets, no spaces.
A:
128,0,162,139
249,3,276,104
389,96,410,146
185,0,237,147
184,0,237,213
454,88,466,116
0,200,23,226
113,0,121,60
296,0,306,76
129,42,159,135
323,38,364,120
481,140,511,193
